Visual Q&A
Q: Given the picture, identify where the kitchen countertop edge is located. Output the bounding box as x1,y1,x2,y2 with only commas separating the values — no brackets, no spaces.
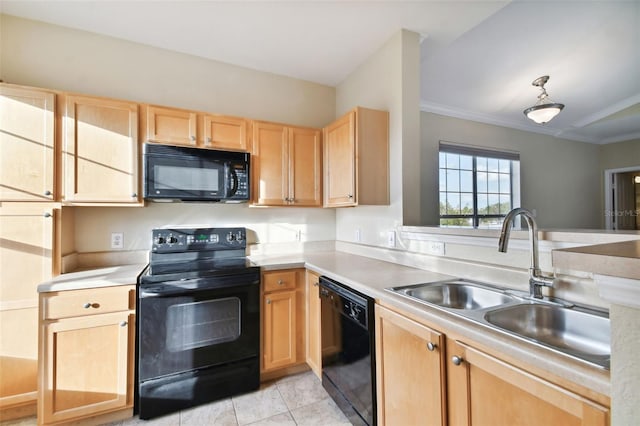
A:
37,263,147,293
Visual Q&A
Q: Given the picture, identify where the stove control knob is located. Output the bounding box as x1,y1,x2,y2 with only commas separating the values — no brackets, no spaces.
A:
168,236,178,244
156,236,166,244
227,233,236,242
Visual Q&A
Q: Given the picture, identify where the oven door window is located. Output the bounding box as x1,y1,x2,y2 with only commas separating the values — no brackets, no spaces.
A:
166,297,241,351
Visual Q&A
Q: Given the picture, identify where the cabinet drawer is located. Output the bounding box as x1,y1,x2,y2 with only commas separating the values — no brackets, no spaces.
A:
42,285,135,320
263,270,297,292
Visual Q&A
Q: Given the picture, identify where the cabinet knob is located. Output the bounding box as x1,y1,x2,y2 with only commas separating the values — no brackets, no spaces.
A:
83,302,92,309
132,193,138,198
313,282,319,287
190,135,196,142
266,299,271,304
452,356,463,366
44,190,52,196
277,279,284,285
43,212,52,218
207,137,212,144
348,194,353,199
120,321,128,327
427,342,437,352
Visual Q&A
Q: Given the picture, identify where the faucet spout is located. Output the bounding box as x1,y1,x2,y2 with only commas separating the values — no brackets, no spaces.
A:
498,208,554,299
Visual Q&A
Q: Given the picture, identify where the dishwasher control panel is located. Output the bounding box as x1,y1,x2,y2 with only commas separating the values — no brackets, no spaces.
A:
318,276,372,329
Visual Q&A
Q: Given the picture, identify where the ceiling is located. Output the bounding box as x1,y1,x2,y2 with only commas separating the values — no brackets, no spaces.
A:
2,0,639,144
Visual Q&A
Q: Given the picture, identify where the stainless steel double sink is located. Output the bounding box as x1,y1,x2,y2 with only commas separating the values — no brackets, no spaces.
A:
386,279,610,369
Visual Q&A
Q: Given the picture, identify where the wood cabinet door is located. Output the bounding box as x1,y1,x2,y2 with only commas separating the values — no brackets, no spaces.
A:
252,122,288,206
323,111,356,207
447,340,609,426
145,105,197,146
39,312,133,424
262,290,297,371
63,95,139,204
0,86,56,201
289,127,322,206
203,114,248,151
375,305,446,426
305,270,322,378
0,204,56,414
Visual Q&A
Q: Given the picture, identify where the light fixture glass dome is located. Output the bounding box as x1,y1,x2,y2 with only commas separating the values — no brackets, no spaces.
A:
523,76,564,124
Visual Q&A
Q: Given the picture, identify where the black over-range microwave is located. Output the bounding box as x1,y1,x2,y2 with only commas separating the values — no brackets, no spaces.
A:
143,143,250,202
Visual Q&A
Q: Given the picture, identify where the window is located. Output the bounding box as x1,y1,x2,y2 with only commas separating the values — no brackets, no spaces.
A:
439,143,520,228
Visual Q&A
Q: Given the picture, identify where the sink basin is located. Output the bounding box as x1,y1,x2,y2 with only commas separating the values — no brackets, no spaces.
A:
389,280,518,310
485,303,610,367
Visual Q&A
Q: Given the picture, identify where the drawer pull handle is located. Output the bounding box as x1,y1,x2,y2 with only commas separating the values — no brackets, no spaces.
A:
120,321,128,327
277,279,284,285
83,302,92,309
452,356,463,366
427,342,437,352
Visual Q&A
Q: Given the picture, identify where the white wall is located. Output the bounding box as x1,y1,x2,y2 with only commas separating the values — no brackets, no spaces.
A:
71,204,335,252
334,29,421,246
420,112,602,228
1,14,337,252
0,14,335,128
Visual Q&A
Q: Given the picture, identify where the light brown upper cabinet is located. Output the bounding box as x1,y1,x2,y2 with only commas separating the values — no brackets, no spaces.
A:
202,114,248,151
144,105,197,147
63,95,140,205
252,121,322,206
144,105,249,151
0,85,56,201
323,107,389,207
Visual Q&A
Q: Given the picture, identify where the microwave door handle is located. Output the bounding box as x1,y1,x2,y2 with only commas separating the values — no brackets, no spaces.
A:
228,167,239,197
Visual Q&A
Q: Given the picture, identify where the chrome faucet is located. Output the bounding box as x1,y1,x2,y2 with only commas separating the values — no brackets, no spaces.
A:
498,208,554,299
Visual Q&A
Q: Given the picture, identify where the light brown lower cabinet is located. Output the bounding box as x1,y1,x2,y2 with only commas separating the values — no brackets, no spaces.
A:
305,270,322,378
261,269,307,380
38,285,136,425
446,339,610,426
375,305,446,426
375,303,610,426
0,203,59,421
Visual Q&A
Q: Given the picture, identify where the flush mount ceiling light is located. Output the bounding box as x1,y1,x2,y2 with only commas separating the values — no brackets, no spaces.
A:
523,75,565,124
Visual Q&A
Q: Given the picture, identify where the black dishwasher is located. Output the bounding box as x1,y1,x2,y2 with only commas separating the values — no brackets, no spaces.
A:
319,276,376,426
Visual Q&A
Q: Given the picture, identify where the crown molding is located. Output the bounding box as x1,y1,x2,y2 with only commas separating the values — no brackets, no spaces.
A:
571,93,640,128
420,101,597,144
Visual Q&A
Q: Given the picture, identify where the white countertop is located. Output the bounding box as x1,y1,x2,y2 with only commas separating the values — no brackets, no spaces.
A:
553,240,640,280
37,263,147,292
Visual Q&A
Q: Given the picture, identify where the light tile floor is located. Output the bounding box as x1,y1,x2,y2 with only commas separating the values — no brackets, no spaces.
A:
0,371,352,426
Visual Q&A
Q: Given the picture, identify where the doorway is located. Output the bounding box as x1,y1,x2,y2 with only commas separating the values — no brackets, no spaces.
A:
604,166,640,230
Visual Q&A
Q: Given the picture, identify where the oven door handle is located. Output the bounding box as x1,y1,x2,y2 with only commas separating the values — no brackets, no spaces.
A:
139,279,257,298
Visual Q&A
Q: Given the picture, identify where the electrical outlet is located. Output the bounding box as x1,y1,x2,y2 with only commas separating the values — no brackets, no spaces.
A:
355,228,361,242
111,232,124,249
387,231,396,248
426,240,445,255
295,229,302,242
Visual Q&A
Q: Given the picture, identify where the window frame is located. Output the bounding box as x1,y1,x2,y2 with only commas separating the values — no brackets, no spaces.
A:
439,142,520,228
